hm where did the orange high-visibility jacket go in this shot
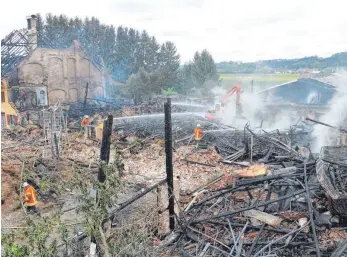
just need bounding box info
[24,185,38,206]
[81,118,89,127]
[194,127,203,140]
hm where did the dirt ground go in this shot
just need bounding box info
[1,128,228,231]
[123,142,230,192]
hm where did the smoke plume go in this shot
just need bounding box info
[211,85,297,131]
[311,70,347,152]
[209,72,347,153]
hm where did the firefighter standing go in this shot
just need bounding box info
[23,182,40,215]
[194,124,203,140]
[194,124,204,149]
[81,115,89,132]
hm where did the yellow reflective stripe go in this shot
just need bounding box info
[30,187,38,203]
[24,187,38,205]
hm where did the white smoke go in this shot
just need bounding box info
[211,86,297,130]
[307,91,318,104]
[311,70,347,152]
[211,87,227,103]
[210,72,347,152]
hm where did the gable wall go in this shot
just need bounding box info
[14,47,105,106]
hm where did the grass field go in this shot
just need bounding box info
[220,73,300,92]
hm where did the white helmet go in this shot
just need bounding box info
[197,124,200,127]
[23,182,29,187]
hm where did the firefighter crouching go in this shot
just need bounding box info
[23,182,40,216]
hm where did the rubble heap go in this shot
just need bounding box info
[114,114,347,256]
[2,104,347,256]
[173,159,345,257]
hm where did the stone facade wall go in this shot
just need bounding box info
[15,45,105,105]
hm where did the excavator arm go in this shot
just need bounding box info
[221,83,241,106]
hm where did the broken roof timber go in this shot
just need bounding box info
[1,29,30,76]
[1,27,104,78]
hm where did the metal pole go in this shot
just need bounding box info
[54,133,59,159]
[50,112,54,156]
[164,98,175,230]
[250,135,253,163]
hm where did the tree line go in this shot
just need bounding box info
[217,52,347,74]
[35,14,220,103]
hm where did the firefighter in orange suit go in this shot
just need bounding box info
[23,182,40,215]
[194,124,203,141]
[81,115,89,132]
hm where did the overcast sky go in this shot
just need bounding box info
[1,0,347,63]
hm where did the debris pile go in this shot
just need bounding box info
[316,146,347,216]
[113,114,347,256]
[167,145,347,257]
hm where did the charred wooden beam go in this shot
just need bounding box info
[330,239,347,257]
[304,163,321,257]
[183,158,217,168]
[190,188,312,224]
[306,117,347,133]
[116,179,166,212]
[235,172,303,187]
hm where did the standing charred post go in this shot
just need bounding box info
[98,114,113,182]
[83,82,89,112]
[164,98,175,230]
[91,114,113,247]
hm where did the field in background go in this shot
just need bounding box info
[220,73,300,92]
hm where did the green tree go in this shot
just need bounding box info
[190,50,220,94]
[142,33,160,72]
[128,28,141,75]
[36,13,45,48]
[158,41,180,90]
[125,68,163,104]
[192,50,219,85]
[69,161,121,257]
[176,62,196,94]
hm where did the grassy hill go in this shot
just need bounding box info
[220,73,300,92]
[217,52,347,74]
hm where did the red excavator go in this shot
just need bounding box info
[205,83,243,121]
